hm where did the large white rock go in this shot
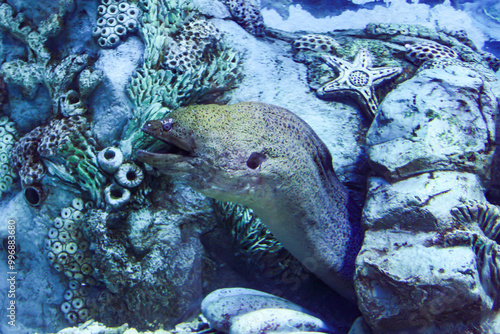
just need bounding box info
[367,64,499,182]
[362,171,486,231]
[355,230,492,333]
[202,290,310,332]
[230,308,332,334]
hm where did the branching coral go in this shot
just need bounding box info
[10,117,106,205]
[0,2,101,116]
[120,0,242,156]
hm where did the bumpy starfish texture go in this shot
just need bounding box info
[316,48,402,118]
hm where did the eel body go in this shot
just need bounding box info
[137,101,363,301]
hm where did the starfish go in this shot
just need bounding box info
[316,48,402,118]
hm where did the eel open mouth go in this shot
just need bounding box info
[136,120,199,174]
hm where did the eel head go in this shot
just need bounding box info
[137,103,275,206]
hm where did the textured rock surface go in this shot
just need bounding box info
[362,172,486,232]
[367,63,498,182]
[91,37,143,147]
[357,53,500,333]
[79,180,217,328]
[356,230,492,333]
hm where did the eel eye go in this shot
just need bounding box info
[246,152,266,169]
[162,118,174,131]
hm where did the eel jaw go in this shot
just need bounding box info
[136,150,201,175]
[137,121,200,175]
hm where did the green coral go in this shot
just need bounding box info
[0,116,18,196]
[216,202,305,280]
[121,0,242,156]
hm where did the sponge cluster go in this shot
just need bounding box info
[405,42,458,65]
[163,19,221,73]
[46,198,97,324]
[292,34,340,54]
[0,117,17,196]
[10,116,88,186]
[92,0,141,48]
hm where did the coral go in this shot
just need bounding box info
[78,69,104,101]
[417,58,498,82]
[23,184,45,206]
[0,2,99,116]
[292,34,340,54]
[78,203,215,327]
[0,117,18,197]
[452,201,500,243]
[46,199,99,324]
[120,0,242,156]
[479,50,500,72]
[216,202,305,281]
[114,162,143,188]
[219,0,265,36]
[404,41,458,65]
[9,126,46,186]
[104,183,131,209]
[92,0,141,49]
[58,90,86,117]
[163,19,221,73]
[316,48,402,118]
[98,147,124,174]
[9,116,106,205]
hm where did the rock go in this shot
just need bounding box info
[362,171,486,231]
[192,0,231,19]
[202,288,311,332]
[367,64,498,183]
[79,181,217,328]
[347,317,372,334]
[91,36,144,148]
[201,287,281,312]
[355,229,492,333]
[230,308,332,334]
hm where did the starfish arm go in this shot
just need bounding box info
[370,66,403,85]
[322,55,355,74]
[353,48,373,69]
[316,77,351,96]
[360,88,380,118]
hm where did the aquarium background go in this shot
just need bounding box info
[0,0,499,333]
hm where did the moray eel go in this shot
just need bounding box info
[137,102,363,301]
